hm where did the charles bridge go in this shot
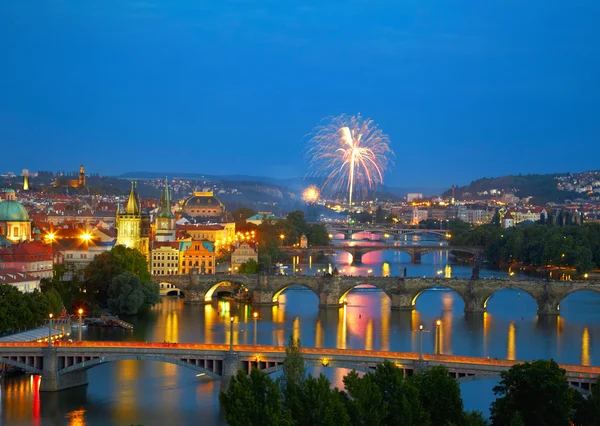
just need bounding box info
[153,273,600,316]
[1,341,598,392]
[280,245,482,264]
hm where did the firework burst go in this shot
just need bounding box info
[305,114,394,206]
[302,185,320,203]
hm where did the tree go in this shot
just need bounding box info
[375,206,386,224]
[219,369,291,426]
[572,379,600,425]
[490,360,573,426]
[232,207,256,222]
[292,374,351,426]
[238,259,260,274]
[45,288,64,316]
[107,272,159,315]
[463,410,490,426]
[344,361,428,426]
[0,284,34,332]
[84,245,151,305]
[308,224,330,246]
[409,365,464,426]
[538,212,546,225]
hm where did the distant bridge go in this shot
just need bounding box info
[280,245,482,264]
[323,224,451,240]
[152,274,600,316]
[1,341,597,393]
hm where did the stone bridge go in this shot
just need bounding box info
[1,342,597,393]
[324,224,450,240]
[153,274,600,316]
[281,245,482,264]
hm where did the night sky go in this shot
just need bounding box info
[1,1,599,188]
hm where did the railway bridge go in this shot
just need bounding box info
[153,274,600,316]
[324,224,450,240]
[280,245,482,264]
[1,341,598,392]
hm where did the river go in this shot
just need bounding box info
[2,236,599,425]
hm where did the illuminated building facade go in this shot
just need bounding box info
[155,179,176,242]
[150,241,180,276]
[179,241,215,274]
[231,241,258,272]
[116,182,149,256]
[53,164,86,188]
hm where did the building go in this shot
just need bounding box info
[231,241,258,272]
[115,182,150,256]
[407,193,423,203]
[0,189,32,243]
[0,241,53,279]
[300,235,308,248]
[246,212,279,226]
[154,179,176,242]
[0,269,40,293]
[502,212,515,228]
[180,241,216,274]
[177,223,235,246]
[181,191,225,218]
[55,238,115,270]
[53,165,86,188]
[150,241,180,277]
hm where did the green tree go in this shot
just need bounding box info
[84,245,151,305]
[0,284,33,332]
[464,410,490,426]
[572,379,600,425]
[45,288,64,316]
[343,361,428,426]
[409,365,464,426]
[107,272,159,315]
[490,360,573,426]
[374,206,386,224]
[293,374,351,426]
[219,369,291,426]
[238,259,260,274]
[307,224,330,246]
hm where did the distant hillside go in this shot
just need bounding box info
[444,171,600,204]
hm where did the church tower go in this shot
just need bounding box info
[116,181,142,250]
[155,178,176,242]
[78,165,86,187]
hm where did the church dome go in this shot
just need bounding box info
[0,199,30,222]
[183,192,224,209]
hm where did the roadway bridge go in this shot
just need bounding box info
[280,245,482,264]
[324,223,450,240]
[1,341,597,392]
[153,274,600,316]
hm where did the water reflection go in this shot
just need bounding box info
[582,327,591,366]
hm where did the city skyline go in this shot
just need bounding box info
[1,1,599,187]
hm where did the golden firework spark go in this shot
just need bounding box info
[306,114,394,206]
[302,186,320,203]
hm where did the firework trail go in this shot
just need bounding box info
[305,114,394,206]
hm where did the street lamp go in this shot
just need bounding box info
[48,313,54,347]
[436,319,442,355]
[253,311,259,345]
[78,308,84,341]
[419,324,424,360]
[229,317,234,351]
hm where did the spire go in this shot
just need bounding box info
[125,181,140,215]
[157,177,175,218]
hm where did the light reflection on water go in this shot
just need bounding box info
[3,249,600,424]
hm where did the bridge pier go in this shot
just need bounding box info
[183,289,206,304]
[390,293,415,311]
[221,351,241,391]
[40,348,88,392]
[319,292,343,308]
[252,290,276,306]
[537,302,560,316]
[410,251,422,264]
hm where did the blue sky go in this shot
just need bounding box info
[1,1,598,188]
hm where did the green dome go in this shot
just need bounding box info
[0,199,30,222]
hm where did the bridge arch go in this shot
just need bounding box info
[0,357,42,375]
[271,283,320,303]
[482,287,539,311]
[58,355,220,379]
[557,288,600,309]
[203,279,249,302]
[410,285,467,309]
[338,283,391,305]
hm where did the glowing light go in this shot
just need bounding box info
[436,319,441,327]
[253,311,259,319]
[78,308,83,315]
[80,233,92,242]
[302,185,320,203]
[306,113,394,206]
[45,232,56,242]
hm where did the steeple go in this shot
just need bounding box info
[125,181,140,215]
[157,178,175,218]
